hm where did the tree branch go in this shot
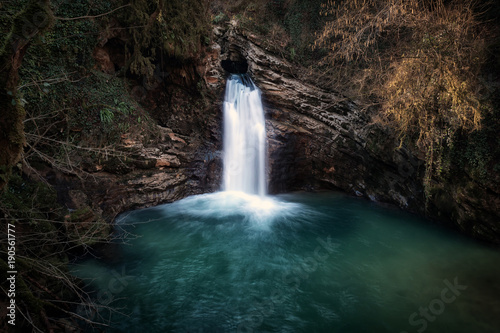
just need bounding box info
[55,4,131,21]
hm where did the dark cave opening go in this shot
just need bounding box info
[221,45,248,73]
[221,59,248,74]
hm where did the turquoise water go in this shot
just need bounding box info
[71,191,500,333]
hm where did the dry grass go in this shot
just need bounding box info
[315,0,494,195]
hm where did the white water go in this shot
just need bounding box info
[223,74,267,196]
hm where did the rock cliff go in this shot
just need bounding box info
[208,21,499,243]
[211,22,425,209]
[49,20,498,244]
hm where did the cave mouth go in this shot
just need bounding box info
[221,45,248,73]
[221,59,248,74]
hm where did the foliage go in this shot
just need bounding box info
[100,107,115,124]
[450,104,500,183]
[213,11,229,24]
[1,172,61,221]
[20,66,151,143]
[13,0,158,178]
[0,172,96,331]
[0,1,25,35]
[315,0,498,198]
[209,0,326,63]
[48,0,108,68]
[118,0,211,78]
[1,1,208,330]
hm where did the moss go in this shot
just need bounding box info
[448,102,500,185]
[120,0,210,77]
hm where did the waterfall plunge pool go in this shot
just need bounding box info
[70,191,500,333]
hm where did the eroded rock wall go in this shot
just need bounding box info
[46,20,498,244]
[209,21,499,244]
[212,22,425,209]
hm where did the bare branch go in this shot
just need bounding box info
[55,4,132,21]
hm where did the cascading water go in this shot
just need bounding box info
[223,74,267,196]
[72,73,500,333]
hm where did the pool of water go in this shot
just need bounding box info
[71,191,500,332]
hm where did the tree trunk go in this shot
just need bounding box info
[0,0,53,190]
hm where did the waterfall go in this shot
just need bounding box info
[223,74,267,196]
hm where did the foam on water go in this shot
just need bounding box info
[155,191,307,231]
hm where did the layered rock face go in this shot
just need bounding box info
[52,21,498,244]
[36,124,221,221]
[44,52,224,219]
[211,22,425,210]
[208,21,499,244]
